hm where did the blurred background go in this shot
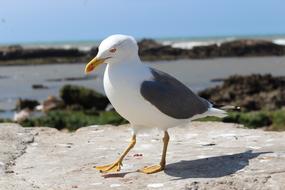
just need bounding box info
[1,0,285,131]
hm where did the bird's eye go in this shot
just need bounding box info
[109,48,117,53]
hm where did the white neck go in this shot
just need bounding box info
[105,54,150,83]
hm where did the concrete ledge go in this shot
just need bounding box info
[0,122,285,190]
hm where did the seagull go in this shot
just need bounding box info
[85,34,226,174]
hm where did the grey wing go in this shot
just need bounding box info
[140,68,210,119]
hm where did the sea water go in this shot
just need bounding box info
[1,56,285,119]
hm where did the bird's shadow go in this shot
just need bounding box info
[164,150,271,179]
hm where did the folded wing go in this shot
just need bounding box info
[140,68,210,119]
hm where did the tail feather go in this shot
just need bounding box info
[210,102,241,111]
[206,108,228,118]
[217,105,241,111]
[197,99,240,119]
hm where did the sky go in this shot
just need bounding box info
[0,0,285,44]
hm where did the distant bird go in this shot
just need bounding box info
[85,34,226,174]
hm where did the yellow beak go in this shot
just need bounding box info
[84,57,106,74]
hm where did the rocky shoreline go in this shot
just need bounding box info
[1,39,285,65]
[199,74,285,111]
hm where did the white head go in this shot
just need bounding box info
[85,34,139,73]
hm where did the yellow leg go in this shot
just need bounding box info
[95,135,136,173]
[139,131,170,174]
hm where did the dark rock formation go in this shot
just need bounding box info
[137,39,285,61]
[219,40,285,57]
[1,39,285,64]
[138,39,190,60]
[32,84,48,89]
[199,74,285,111]
[15,99,40,111]
[46,76,94,82]
[138,39,162,50]
[191,44,219,58]
[0,75,8,79]
[89,46,98,57]
[0,45,86,61]
[60,85,109,110]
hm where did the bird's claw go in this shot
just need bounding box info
[95,161,122,173]
[138,164,164,174]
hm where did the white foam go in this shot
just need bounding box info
[273,39,285,45]
[162,41,216,49]
[162,37,236,50]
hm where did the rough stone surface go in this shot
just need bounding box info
[0,123,35,189]
[1,122,285,190]
[199,74,285,111]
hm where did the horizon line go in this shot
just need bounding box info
[1,33,285,46]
